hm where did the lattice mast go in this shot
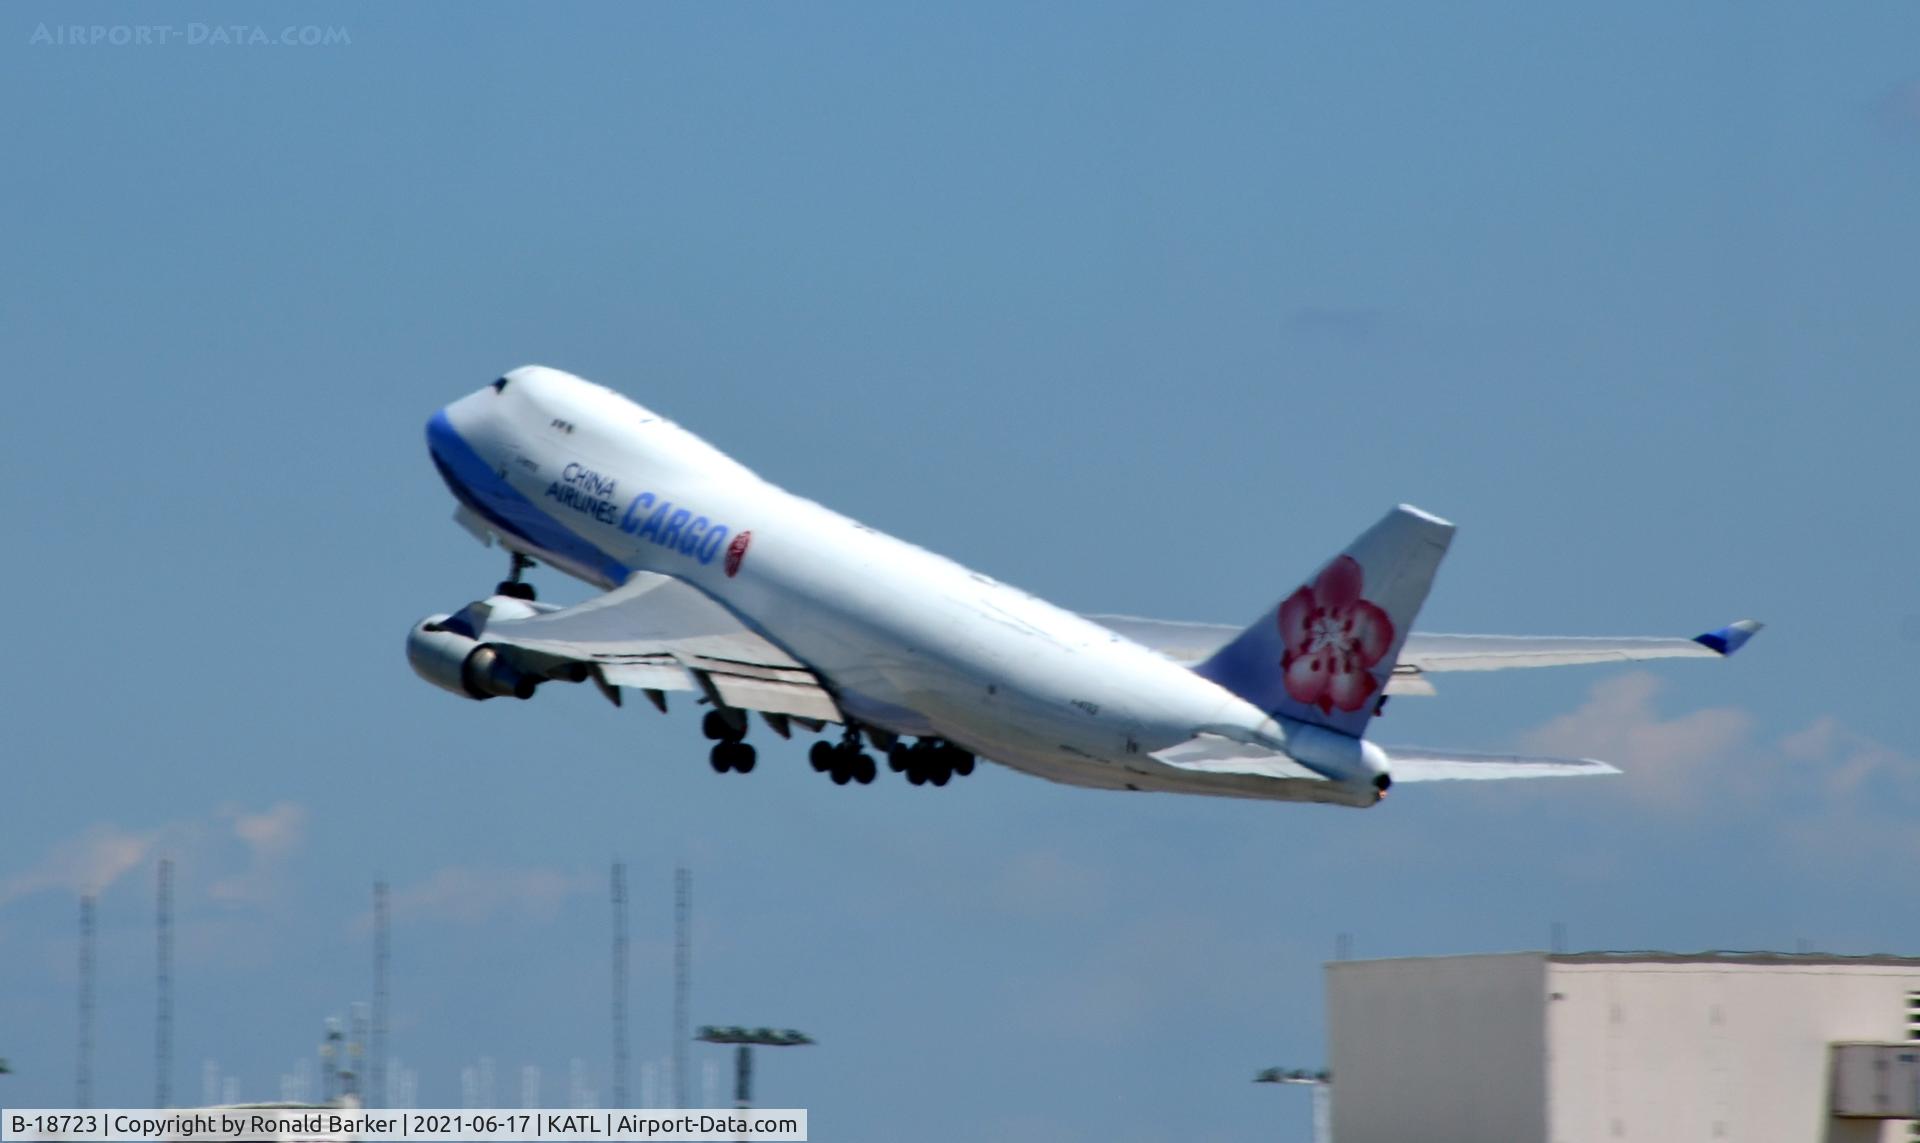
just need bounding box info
[373,881,390,1109]
[155,858,173,1108]
[611,862,629,1108]
[77,895,96,1108]
[673,866,691,1109]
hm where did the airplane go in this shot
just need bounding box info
[407,366,1762,808]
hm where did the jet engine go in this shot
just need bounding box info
[406,615,539,700]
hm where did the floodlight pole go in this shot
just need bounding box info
[695,1027,813,1110]
[1254,1067,1331,1143]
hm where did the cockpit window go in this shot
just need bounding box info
[491,376,510,392]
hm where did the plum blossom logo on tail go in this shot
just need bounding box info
[724,531,752,578]
[1278,555,1394,714]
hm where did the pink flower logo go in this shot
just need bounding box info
[1278,555,1394,714]
[724,531,752,578]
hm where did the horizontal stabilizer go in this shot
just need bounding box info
[1385,746,1621,782]
[1151,734,1327,781]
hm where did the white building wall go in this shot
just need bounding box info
[1327,953,1548,1143]
[1544,958,1920,1143]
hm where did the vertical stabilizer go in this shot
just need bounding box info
[1195,505,1454,738]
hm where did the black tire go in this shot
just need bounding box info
[734,743,757,773]
[887,744,910,773]
[929,765,951,787]
[855,753,877,784]
[701,710,731,740]
[708,744,731,773]
[907,768,927,786]
[952,751,975,777]
[810,741,834,772]
[830,763,852,786]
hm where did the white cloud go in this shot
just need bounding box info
[1516,673,1920,860]
[0,801,310,910]
[382,865,589,926]
[1518,673,1753,808]
[231,802,306,859]
[207,801,308,904]
[0,823,158,905]
[1778,717,1911,800]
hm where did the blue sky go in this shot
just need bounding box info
[3,3,1917,1140]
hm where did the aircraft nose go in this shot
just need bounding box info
[429,386,497,449]
[425,404,465,461]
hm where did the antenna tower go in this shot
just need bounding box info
[373,881,390,1109]
[611,862,629,1108]
[673,866,690,1109]
[77,895,96,1108]
[156,857,173,1108]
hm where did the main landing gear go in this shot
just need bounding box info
[703,714,974,788]
[888,738,975,786]
[703,708,757,773]
[810,729,877,786]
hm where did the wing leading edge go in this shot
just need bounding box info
[1087,613,1762,692]
[461,573,841,722]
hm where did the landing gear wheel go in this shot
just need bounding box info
[499,552,538,599]
[810,741,835,772]
[952,750,975,777]
[929,763,951,787]
[830,761,853,786]
[710,741,754,773]
[702,710,738,741]
[887,744,910,773]
[854,752,877,785]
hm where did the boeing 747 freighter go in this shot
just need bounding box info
[408,366,1760,807]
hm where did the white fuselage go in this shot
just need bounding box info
[430,367,1370,804]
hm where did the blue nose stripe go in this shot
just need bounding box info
[425,409,631,586]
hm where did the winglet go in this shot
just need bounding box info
[1692,619,1763,656]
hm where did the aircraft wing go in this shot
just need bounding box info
[1395,621,1763,672]
[1382,746,1621,781]
[1086,613,1761,694]
[468,573,841,722]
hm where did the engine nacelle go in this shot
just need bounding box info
[406,615,539,701]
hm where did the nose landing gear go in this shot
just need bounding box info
[496,552,538,601]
